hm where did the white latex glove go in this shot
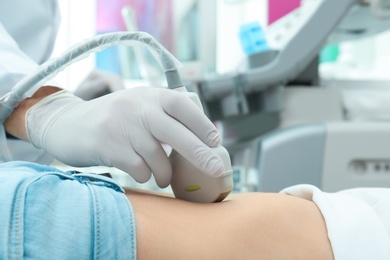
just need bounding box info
[26,87,224,188]
[73,69,125,100]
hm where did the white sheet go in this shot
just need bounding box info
[281,184,390,259]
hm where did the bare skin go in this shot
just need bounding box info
[126,189,334,260]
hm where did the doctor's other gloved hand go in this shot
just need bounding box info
[26,87,224,188]
[73,69,125,100]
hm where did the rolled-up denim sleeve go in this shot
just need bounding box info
[0,161,137,259]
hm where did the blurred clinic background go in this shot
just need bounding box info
[54,0,390,88]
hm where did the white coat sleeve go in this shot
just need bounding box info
[0,22,40,98]
[0,22,53,164]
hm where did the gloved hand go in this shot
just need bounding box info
[73,69,125,100]
[26,87,224,188]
